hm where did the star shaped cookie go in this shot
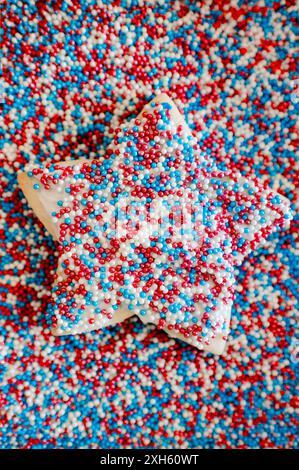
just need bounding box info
[18,94,292,354]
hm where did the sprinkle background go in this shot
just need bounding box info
[1,0,298,449]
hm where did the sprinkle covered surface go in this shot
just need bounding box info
[1,0,299,449]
